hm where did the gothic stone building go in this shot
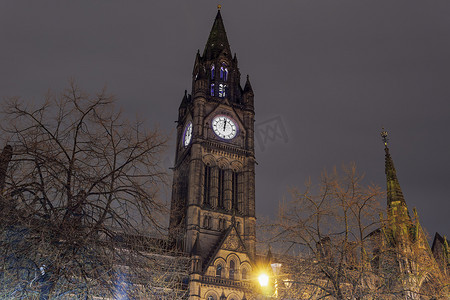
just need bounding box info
[366,135,450,299]
[167,9,449,300]
[168,9,256,300]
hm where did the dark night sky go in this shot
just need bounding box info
[1,1,449,239]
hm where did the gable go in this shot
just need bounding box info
[202,223,253,274]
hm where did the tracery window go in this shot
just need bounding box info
[211,64,215,79]
[210,83,215,96]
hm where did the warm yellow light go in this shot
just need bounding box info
[258,273,269,287]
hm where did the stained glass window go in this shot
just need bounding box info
[220,65,228,81]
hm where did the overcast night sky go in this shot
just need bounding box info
[1,1,449,240]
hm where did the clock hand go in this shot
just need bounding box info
[223,120,226,131]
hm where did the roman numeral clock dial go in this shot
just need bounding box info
[212,115,238,140]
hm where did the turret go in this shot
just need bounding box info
[242,75,254,110]
[193,62,208,99]
[178,90,189,120]
[190,233,202,274]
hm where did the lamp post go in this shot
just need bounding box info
[270,263,282,298]
[257,264,294,299]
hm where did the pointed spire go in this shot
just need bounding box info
[381,129,407,210]
[220,290,227,300]
[443,235,449,259]
[180,90,188,108]
[243,75,253,94]
[266,245,273,264]
[203,9,232,60]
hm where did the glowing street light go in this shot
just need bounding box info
[258,273,269,287]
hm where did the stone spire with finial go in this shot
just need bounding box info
[203,5,231,61]
[381,129,410,225]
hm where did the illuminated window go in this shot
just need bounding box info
[216,264,222,277]
[220,65,228,81]
[218,84,226,98]
[210,84,215,96]
[211,65,215,79]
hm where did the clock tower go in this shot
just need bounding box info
[169,8,256,300]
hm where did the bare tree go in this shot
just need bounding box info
[0,82,188,299]
[266,163,388,299]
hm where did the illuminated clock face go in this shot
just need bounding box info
[212,115,237,140]
[183,122,192,147]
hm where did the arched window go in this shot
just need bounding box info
[216,264,222,277]
[242,268,247,280]
[207,296,215,300]
[204,165,211,206]
[218,84,226,98]
[218,168,225,208]
[211,65,215,79]
[232,172,239,210]
[220,65,228,81]
[229,260,235,280]
[210,83,215,96]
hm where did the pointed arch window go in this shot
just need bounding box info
[229,260,235,280]
[232,171,239,210]
[220,65,228,81]
[218,84,226,98]
[204,165,211,206]
[210,83,215,96]
[218,168,225,208]
[216,264,222,277]
[242,268,247,280]
[211,64,215,79]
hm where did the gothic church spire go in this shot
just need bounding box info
[203,9,232,60]
[381,129,409,222]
